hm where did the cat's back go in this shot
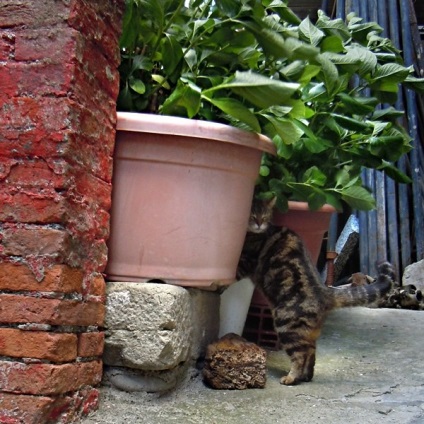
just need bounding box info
[258,226,312,270]
[253,226,327,306]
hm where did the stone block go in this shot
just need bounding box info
[104,282,192,371]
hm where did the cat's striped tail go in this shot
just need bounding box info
[331,262,396,308]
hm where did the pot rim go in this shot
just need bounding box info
[116,111,276,155]
[285,201,337,213]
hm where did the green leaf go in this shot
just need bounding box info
[203,97,261,132]
[270,135,293,159]
[302,82,327,102]
[371,107,404,121]
[287,182,327,210]
[161,80,201,118]
[316,11,351,41]
[349,21,383,43]
[161,34,183,76]
[306,192,328,210]
[378,161,412,183]
[129,77,146,94]
[369,135,407,159]
[299,17,325,46]
[267,0,301,25]
[333,114,372,132]
[131,55,153,72]
[341,186,376,210]
[215,0,240,16]
[302,166,327,186]
[404,75,424,93]
[151,74,171,89]
[117,84,133,110]
[345,46,377,76]
[242,21,319,61]
[303,137,332,153]
[206,71,300,109]
[337,93,377,114]
[320,35,344,53]
[263,115,304,146]
[323,192,344,212]
[372,63,411,83]
[316,54,339,97]
[298,65,321,85]
[335,168,351,188]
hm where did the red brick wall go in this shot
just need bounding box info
[0,0,124,422]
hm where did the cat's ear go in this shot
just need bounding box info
[266,197,277,209]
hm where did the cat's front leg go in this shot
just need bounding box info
[280,343,316,385]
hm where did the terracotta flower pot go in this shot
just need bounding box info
[105,112,275,290]
[272,201,336,264]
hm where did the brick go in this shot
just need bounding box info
[84,239,109,277]
[68,0,124,66]
[3,159,67,190]
[0,294,105,326]
[1,225,71,258]
[0,62,74,99]
[0,191,67,223]
[77,332,104,357]
[0,263,83,292]
[0,158,16,179]
[70,101,115,142]
[0,1,68,29]
[66,132,115,184]
[66,201,109,240]
[83,273,106,298]
[0,388,100,424]
[72,59,118,127]
[14,26,76,62]
[0,360,102,395]
[0,96,73,140]
[76,36,120,99]
[0,98,72,153]
[0,393,56,424]
[0,31,14,61]
[0,132,68,161]
[0,328,77,362]
[68,169,111,211]
[0,97,113,159]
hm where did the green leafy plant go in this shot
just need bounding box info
[118,0,424,211]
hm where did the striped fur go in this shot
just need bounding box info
[237,201,395,385]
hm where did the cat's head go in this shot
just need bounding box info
[247,197,276,233]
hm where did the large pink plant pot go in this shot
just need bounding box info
[105,112,275,290]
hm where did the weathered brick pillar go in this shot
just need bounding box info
[0,1,124,422]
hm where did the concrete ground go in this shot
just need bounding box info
[83,307,424,424]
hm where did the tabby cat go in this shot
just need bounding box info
[237,197,395,385]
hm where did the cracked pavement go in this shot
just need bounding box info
[84,308,424,424]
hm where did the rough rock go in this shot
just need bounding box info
[104,282,192,371]
[203,333,267,390]
[103,365,188,393]
[402,259,424,292]
[103,282,220,392]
